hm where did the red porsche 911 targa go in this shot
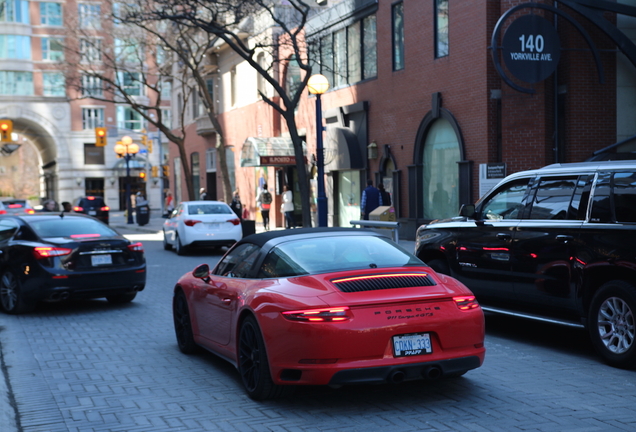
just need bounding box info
[172,228,485,400]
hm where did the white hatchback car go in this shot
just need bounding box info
[163,201,243,255]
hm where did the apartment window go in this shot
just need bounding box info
[333,29,347,87]
[0,35,31,59]
[435,0,449,58]
[40,2,62,26]
[191,152,200,198]
[43,72,65,96]
[230,67,237,107]
[84,144,105,165]
[0,71,33,95]
[78,3,101,29]
[0,0,29,23]
[206,148,216,172]
[41,37,64,61]
[161,108,171,129]
[392,2,404,71]
[347,23,361,84]
[319,35,334,87]
[192,91,200,118]
[285,56,302,95]
[160,80,171,100]
[81,74,102,97]
[362,15,377,79]
[80,38,102,62]
[117,72,142,96]
[256,52,266,97]
[117,106,143,131]
[82,107,104,129]
[115,38,143,63]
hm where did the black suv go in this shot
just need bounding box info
[73,196,109,224]
[415,161,636,368]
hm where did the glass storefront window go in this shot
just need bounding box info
[423,118,460,220]
[338,170,361,227]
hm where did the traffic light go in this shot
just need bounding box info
[162,164,170,177]
[95,127,107,147]
[151,166,159,177]
[0,119,13,142]
[139,171,147,181]
[140,134,148,146]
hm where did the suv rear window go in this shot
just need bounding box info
[78,197,106,207]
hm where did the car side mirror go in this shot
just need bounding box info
[459,204,475,218]
[193,264,210,281]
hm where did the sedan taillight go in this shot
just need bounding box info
[228,218,241,226]
[127,242,144,252]
[184,219,201,227]
[33,247,72,259]
[0,210,6,215]
[453,296,480,311]
[282,307,352,322]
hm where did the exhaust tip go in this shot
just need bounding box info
[423,366,442,380]
[389,370,406,383]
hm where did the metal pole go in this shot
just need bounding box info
[316,94,327,227]
[126,154,134,224]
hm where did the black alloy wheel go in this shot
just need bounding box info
[238,316,288,400]
[0,271,35,314]
[589,280,636,368]
[173,290,199,354]
[106,292,137,304]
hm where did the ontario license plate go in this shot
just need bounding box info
[206,223,220,229]
[88,210,96,215]
[91,254,112,266]
[392,333,432,357]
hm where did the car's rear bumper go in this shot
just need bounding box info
[21,266,146,301]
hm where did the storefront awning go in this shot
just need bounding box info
[240,137,306,167]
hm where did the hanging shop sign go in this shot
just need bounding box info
[502,14,561,84]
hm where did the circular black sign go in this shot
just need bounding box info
[502,14,561,84]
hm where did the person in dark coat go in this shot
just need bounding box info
[230,189,243,219]
[378,183,391,207]
[360,179,383,220]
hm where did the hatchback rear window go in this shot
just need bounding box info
[187,204,233,215]
[79,197,106,207]
[28,218,117,238]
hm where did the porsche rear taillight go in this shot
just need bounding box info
[184,219,201,227]
[33,247,72,259]
[127,242,144,252]
[282,307,352,322]
[453,296,480,311]
[228,218,240,226]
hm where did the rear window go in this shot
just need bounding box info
[258,235,423,278]
[79,197,106,207]
[187,204,232,215]
[28,217,117,238]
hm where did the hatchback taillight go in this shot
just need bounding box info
[184,219,201,227]
[101,206,110,211]
[33,247,72,259]
[127,242,144,252]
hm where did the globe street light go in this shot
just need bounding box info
[114,136,139,224]
[307,74,330,227]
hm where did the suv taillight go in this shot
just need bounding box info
[101,206,110,211]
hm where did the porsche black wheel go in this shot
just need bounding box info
[173,290,199,354]
[163,231,172,250]
[106,292,137,304]
[0,271,35,314]
[589,280,636,369]
[239,316,289,400]
[175,235,187,256]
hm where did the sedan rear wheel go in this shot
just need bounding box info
[173,290,199,354]
[175,235,186,256]
[239,316,290,400]
[0,271,35,314]
[589,280,636,368]
[163,230,172,250]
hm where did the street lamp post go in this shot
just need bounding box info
[114,136,139,224]
[307,74,330,227]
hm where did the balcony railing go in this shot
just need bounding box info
[196,116,215,136]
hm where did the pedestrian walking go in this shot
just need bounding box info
[41,199,57,212]
[230,189,243,219]
[360,179,383,220]
[256,183,273,230]
[378,183,391,207]
[281,185,295,229]
[164,190,174,217]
